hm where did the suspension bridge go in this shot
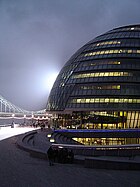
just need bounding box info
[0,94,48,120]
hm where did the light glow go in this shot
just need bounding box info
[50,138,55,142]
[45,72,58,91]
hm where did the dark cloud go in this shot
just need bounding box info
[0,0,140,110]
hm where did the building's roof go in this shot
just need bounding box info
[47,25,140,112]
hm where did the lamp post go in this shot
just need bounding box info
[24,114,26,126]
[31,113,34,126]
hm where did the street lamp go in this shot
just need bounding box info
[11,113,15,128]
[24,114,26,125]
[31,113,34,126]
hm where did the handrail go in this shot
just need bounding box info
[52,143,140,150]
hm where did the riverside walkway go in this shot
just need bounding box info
[0,129,140,187]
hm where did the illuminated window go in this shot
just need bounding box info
[119,50,122,53]
[127,50,132,53]
[104,50,108,54]
[85,99,90,103]
[72,72,131,79]
[100,51,105,54]
[128,99,133,103]
[105,98,109,102]
[95,98,100,103]
[110,98,114,102]
[84,49,140,57]
[102,72,106,77]
[100,98,104,102]
[96,51,100,55]
[90,98,95,102]
[113,50,118,53]
[84,61,121,66]
[109,50,114,54]
[95,40,121,46]
[80,85,121,90]
[72,98,140,104]
[77,99,81,103]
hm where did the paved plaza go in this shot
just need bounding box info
[0,132,140,187]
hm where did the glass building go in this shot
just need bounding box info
[46,25,140,145]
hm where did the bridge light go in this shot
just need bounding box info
[12,113,15,125]
[24,114,26,125]
[12,114,15,118]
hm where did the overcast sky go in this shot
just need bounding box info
[0,0,140,111]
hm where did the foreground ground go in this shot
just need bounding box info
[0,133,140,187]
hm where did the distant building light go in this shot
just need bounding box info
[131,27,135,30]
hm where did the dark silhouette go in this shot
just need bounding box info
[53,148,59,163]
[47,147,54,166]
[68,150,74,163]
[56,148,74,164]
[62,148,68,163]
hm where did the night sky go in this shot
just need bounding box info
[0,0,140,111]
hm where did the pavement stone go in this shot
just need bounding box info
[0,132,140,187]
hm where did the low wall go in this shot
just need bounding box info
[17,130,140,170]
[85,157,140,170]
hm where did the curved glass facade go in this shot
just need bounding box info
[46,25,140,141]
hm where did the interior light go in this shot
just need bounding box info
[58,146,63,149]
[50,139,55,143]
